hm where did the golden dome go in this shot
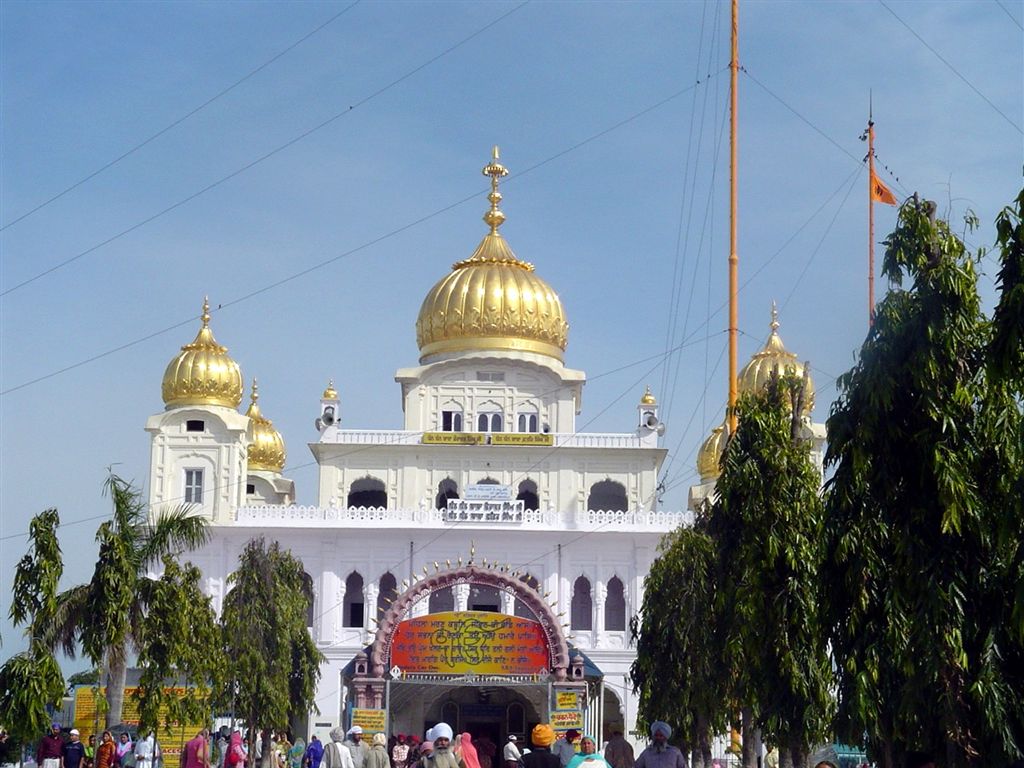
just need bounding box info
[415,147,569,362]
[323,379,338,400]
[162,298,243,409]
[738,303,815,416]
[640,386,657,405]
[696,423,727,482]
[245,379,286,472]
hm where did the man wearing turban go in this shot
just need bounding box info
[633,724,684,768]
[421,724,462,768]
[522,726,559,768]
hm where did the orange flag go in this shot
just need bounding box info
[871,171,898,205]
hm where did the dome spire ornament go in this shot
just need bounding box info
[162,295,243,409]
[482,145,509,234]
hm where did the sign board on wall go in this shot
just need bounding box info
[390,611,550,675]
[555,691,579,710]
[421,433,554,447]
[464,484,514,501]
[351,709,387,732]
[551,710,584,731]
[73,686,205,756]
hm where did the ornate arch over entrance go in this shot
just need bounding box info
[371,565,570,680]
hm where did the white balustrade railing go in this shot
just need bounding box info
[317,430,651,449]
[234,505,689,531]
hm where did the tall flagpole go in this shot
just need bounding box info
[867,101,875,328]
[728,0,739,432]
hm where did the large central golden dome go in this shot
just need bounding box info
[162,297,243,409]
[416,148,568,362]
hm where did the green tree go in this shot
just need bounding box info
[631,525,725,768]
[133,555,221,737]
[823,196,1024,766]
[706,375,833,768]
[0,509,67,743]
[220,538,322,757]
[45,474,210,727]
[66,669,100,695]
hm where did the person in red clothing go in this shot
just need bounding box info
[183,729,210,768]
[37,723,65,768]
[96,732,117,768]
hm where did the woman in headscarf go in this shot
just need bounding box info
[456,736,480,768]
[96,733,116,768]
[115,734,133,767]
[364,734,390,768]
[566,738,607,768]
[226,732,246,768]
[290,740,307,768]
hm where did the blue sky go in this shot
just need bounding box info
[1,0,1021,662]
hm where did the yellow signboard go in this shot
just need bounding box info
[351,709,386,732]
[73,686,206,755]
[421,432,554,446]
[555,691,579,710]
[551,710,584,731]
[422,432,483,444]
[491,433,554,446]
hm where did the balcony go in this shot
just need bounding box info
[232,505,692,532]
[315,430,657,450]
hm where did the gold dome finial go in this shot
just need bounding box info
[482,145,509,234]
[737,303,815,415]
[162,296,243,409]
[640,386,657,405]
[323,379,338,400]
[246,378,286,472]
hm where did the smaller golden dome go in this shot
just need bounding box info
[162,297,243,409]
[323,379,338,400]
[245,379,286,473]
[697,423,728,482]
[640,386,657,405]
[738,302,815,416]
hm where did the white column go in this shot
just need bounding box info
[594,580,607,646]
[364,582,379,631]
[454,582,470,612]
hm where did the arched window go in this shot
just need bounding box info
[428,586,454,613]
[347,476,387,509]
[302,571,315,628]
[586,479,628,512]
[436,478,459,510]
[441,406,463,432]
[571,576,593,630]
[343,571,364,628]
[517,479,539,512]
[377,572,398,621]
[605,576,626,631]
[468,584,501,613]
[517,413,538,433]
[477,413,503,433]
[514,572,540,620]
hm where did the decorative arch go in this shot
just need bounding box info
[348,476,387,508]
[571,575,593,630]
[587,479,627,512]
[371,565,570,679]
[605,575,626,631]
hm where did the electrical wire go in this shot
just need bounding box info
[994,0,1024,30]
[879,0,1022,134]
[0,68,726,398]
[0,1,531,298]
[0,1,362,232]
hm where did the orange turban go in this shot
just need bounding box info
[531,724,556,748]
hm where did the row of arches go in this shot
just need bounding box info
[343,478,630,513]
[334,570,627,632]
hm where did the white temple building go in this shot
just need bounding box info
[143,148,823,746]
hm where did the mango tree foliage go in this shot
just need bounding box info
[133,555,221,736]
[823,197,1024,766]
[0,509,67,742]
[43,474,211,727]
[220,538,323,754]
[707,376,833,768]
[630,525,725,768]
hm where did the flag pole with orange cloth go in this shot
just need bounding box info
[866,110,897,328]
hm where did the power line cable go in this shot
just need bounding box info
[0,1,362,232]
[0,68,726,398]
[0,1,531,298]
[994,0,1024,30]
[878,0,1022,134]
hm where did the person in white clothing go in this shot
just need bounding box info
[323,729,354,768]
[135,733,157,768]
[502,737,521,768]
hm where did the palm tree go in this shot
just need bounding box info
[45,474,209,727]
